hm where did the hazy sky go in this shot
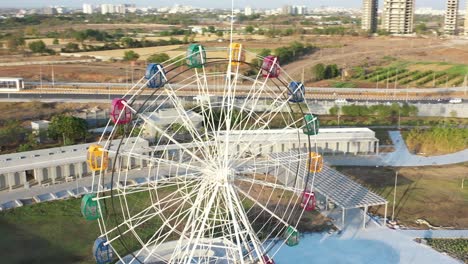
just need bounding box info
[1,0,467,10]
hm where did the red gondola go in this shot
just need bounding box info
[261,55,280,78]
[300,191,316,211]
[262,254,275,264]
[111,98,132,125]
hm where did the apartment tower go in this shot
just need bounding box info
[465,1,468,35]
[444,0,459,35]
[382,0,415,34]
[362,0,378,33]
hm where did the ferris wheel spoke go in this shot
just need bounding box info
[162,84,215,163]
[138,113,209,167]
[104,185,198,247]
[235,175,303,194]
[234,186,290,227]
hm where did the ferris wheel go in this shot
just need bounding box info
[80,41,323,264]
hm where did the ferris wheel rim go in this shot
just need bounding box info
[87,43,321,264]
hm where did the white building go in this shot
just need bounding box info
[465,2,468,36]
[115,4,126,14]
[244,6,253,16]
[220,128,379,157]
[83,3,93,14]
[382,0,416,34]
[101,4,115,14]
[444,0,460,35]
[295,5,308,15]
[362,0,378,33]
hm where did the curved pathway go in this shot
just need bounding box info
[325,131,468,167]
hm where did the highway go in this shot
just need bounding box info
[0,90,465,104]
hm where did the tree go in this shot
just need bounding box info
[245,25,255,34]
[28,40,47,53]
[207,25,216,33]
[215,30,224,37]
[6,34,25,51]
[52,38,59,45]
[0,120,25,146]
[47,115,88,145]
[147,53,170,64]
[312,63,326,81]
[63,42,80,52]
[324,64,340,79]
[123,50,140,61]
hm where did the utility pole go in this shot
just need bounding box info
[392,170,398,222]
[39,65,43,89]
[464,74,467,96]
[51,64,55,89]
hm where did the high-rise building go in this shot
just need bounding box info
[244,6,253,16]
[362,0,378,33]
[465,1,468,36]
[115,4,126,14]
[101,4,115,15]
[83,3,93,14]
[382,0,415,34]
[444,0,459,35]
[295,6,308,15]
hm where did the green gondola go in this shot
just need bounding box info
[81,194,101,221]
[187,44,206,68]
[284,226,299,246]
[303,114,320,135]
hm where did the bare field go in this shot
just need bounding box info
[1,35,467,86]
[0,101,108,125]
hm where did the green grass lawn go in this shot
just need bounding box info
[426,238,468,263]
[335,164,468,229]
[0,198,99,264]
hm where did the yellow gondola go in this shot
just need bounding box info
[228,43,245,66]
[307,152,323,173]
[87,144,109,172]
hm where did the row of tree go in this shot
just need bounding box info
[311,63,340,81]
[329,103,418,118]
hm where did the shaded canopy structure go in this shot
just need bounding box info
[268,151,388,229]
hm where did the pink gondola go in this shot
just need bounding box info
[111,98,132,125]
[262,255,275,264]
[300,191,316,211]
[261,55,280,78]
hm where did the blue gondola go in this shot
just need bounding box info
[288,82,305,103]
[93,237,113,264]
[145,63,166,89]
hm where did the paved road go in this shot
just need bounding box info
[26,81,468,94]
[397,229,468,239]
[325,131,468,167]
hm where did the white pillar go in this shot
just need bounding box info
[342,208,346,230]
[363,206,368,229]
[7,172,14,190]
[383,203,388,226]
[49,167,57,183]
[63,165,70,178]
[76,163,83,178]
[34,168,43,184]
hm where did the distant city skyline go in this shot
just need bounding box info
[1,0,467,10]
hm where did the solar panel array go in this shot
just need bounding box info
[269,151,387,209]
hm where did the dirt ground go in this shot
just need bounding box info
[335,164,468,229]
[2,35,466,86]
[0,101,108,126]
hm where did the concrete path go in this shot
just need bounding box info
[273,207,461,264]
[325,131,468,167]
[397,229,468,239]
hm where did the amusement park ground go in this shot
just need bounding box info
[0,132,466,263]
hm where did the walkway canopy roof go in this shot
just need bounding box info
[269,151,387,209]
